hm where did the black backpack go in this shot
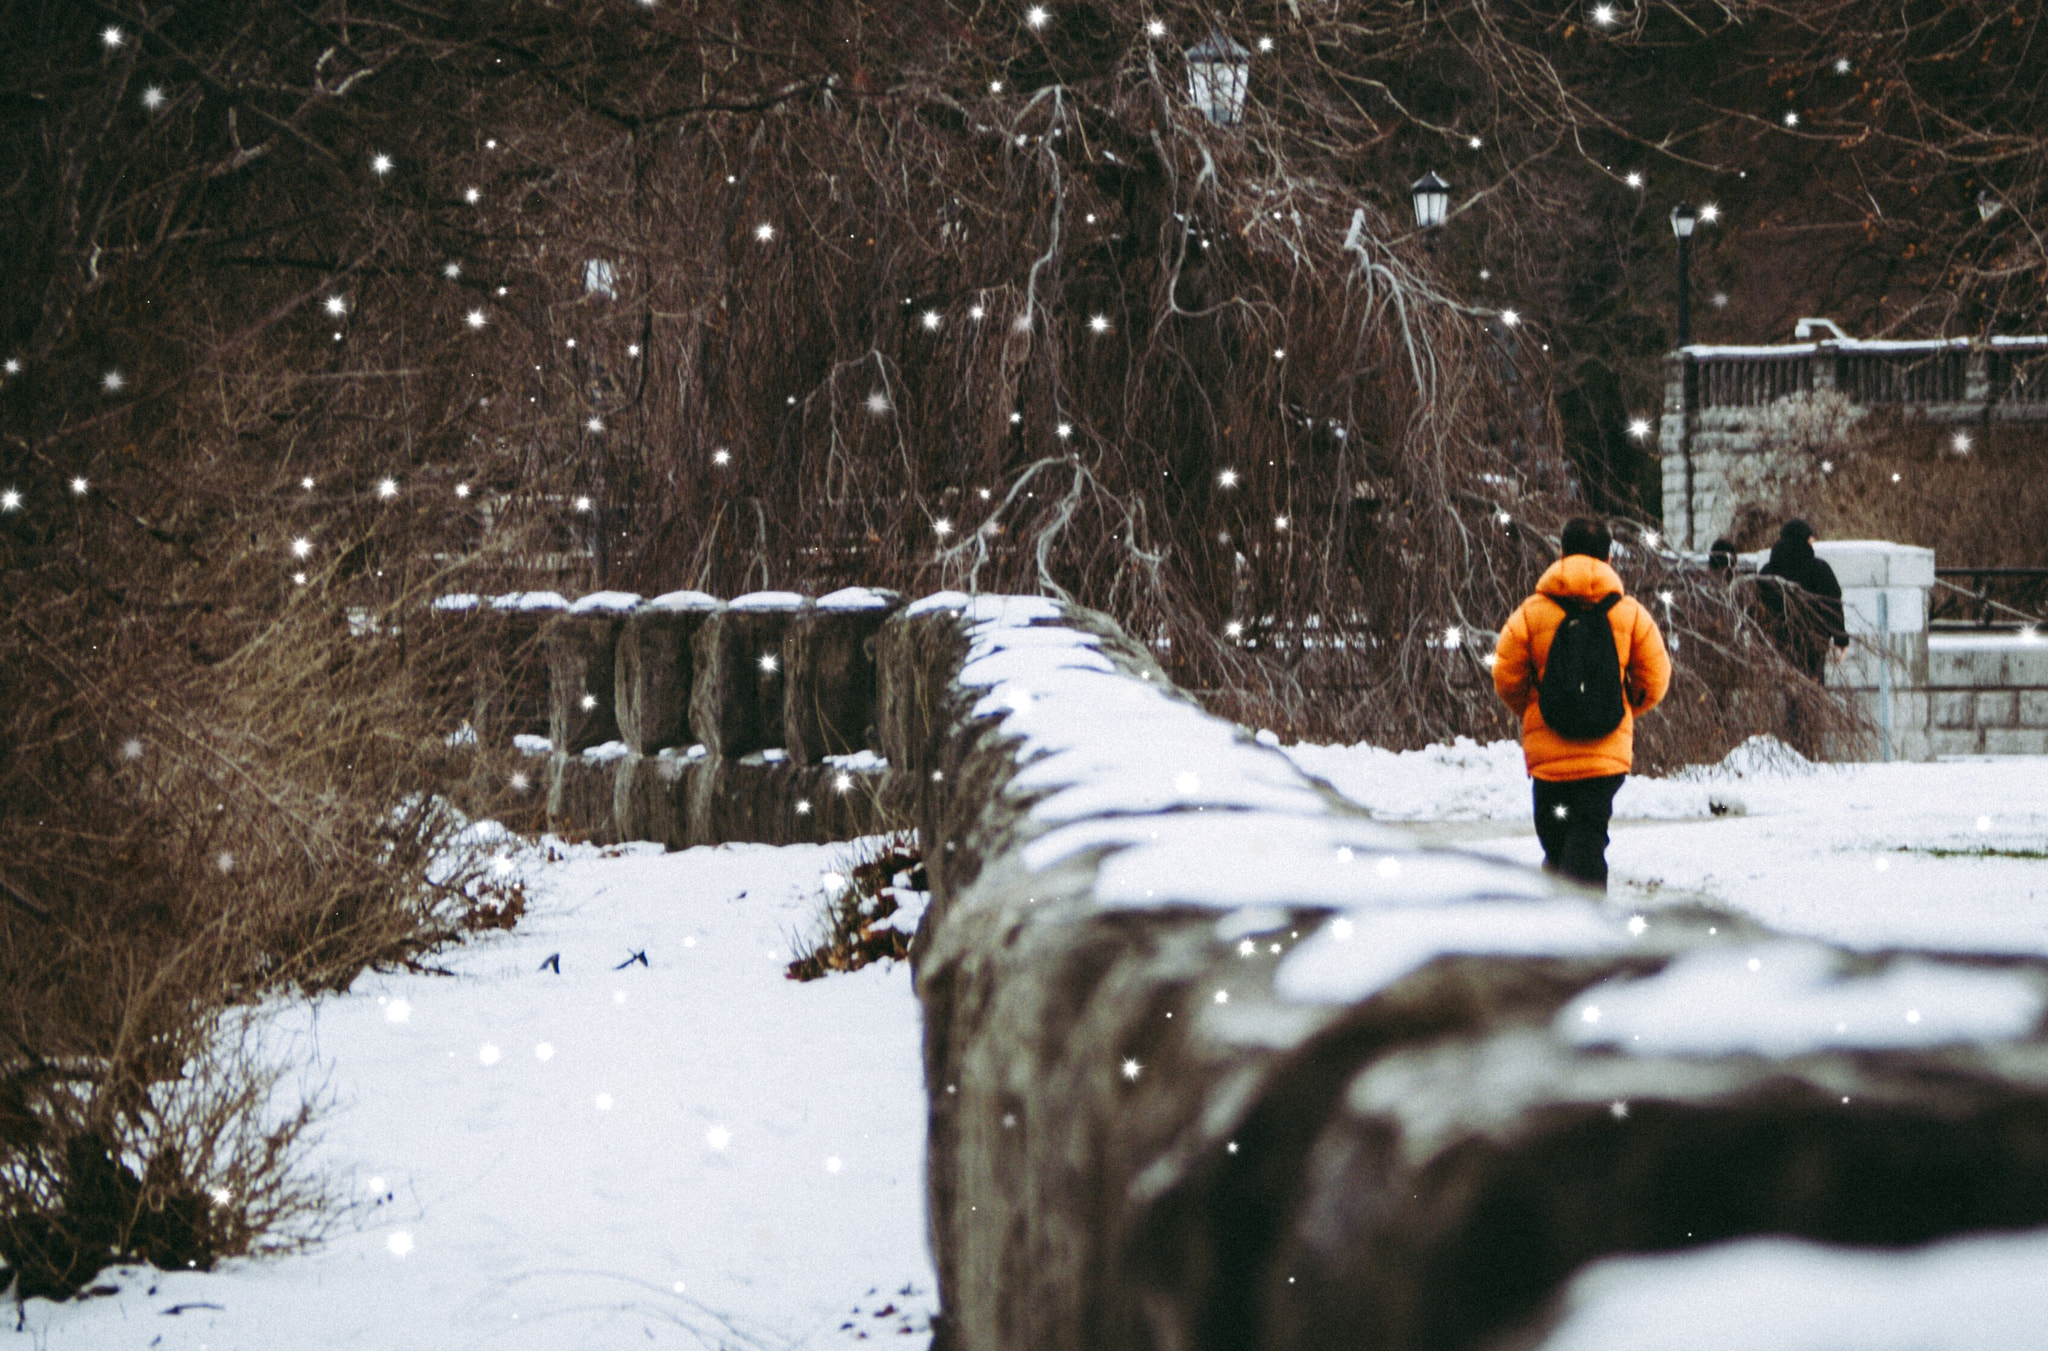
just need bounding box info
[1537,593,1626,740]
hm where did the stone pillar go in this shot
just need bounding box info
[1816,540,1933,761]
[481,592,568,740]
[546,593,640,752]
[1657,352,1693,548]
[614,591,720,754]
[784,587,904,763]
[689,591,811,758]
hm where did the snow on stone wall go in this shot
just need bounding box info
[893,593,2048,1351]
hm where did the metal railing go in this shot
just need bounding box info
[1931,569,2048,630]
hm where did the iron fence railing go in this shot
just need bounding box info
[1930,569,2048,630]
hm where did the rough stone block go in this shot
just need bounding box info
[466,593,565,739]
[615,595,718,753]
[784,588,903,763]
[1984,727,2048,755]
[1933,691,1978,729]
[547,603,634,752]
[2021,690,2048,728]
[689,593,809,758]
[545,748,623,843]
[874,595,974,771]
[614,751,693,848]
[1929,727,1987,758]
[1977,690,2019,727]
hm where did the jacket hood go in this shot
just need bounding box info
[1536,554,1626,602]
[1767,532,1816,572]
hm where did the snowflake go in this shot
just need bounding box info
[920,310,942,332]
[1610,1100,1629,1119]
[586,417,604,433]
[455,483,471,498]
[754,222,775,242]
[835,773,853,793]
[1213,989,1229,1004]
[1627,417,1651,439]
[1224,620,1244,638]
[1217,468,1239,487]
[1591,5,1616,26]
[534,1041,555,1061]
[1274,515,1289,530]
[442,261,461,279]
[1121,1058,1142,1081]
[102,370,125,392]
[1145,19,1166,38]
[293,572,307,585]
[324,296,347,317]
[825,1156,842,1172]
[386,1231,414,1257]
[1055,422,1073,439]
[1834,57,1851,75]
[1238,939,1256,957]
[1951,431,1972,453]
[1468,136,1482,149]
[1699,202,1721,223]
[465,309,487,329]
[509,771,531,792]
[967,304,986,321]
[933,518,953,537]
[300,476,315,490]
[1087,314,1111,334]
[464,187,481,204]
[141,85,167,111]
[1624,171,1643,189]
[121,738,144,760]
[2,359,17,374]
[1581,1004,1602,1024]
[291,537,313,558]
[102,25,123,47]
[1499,309,1521,327]
[706,1125,732,1150]
[216,851,235,873]
[1274,348,1285,360]
[377,477,398,498]
[371,153,393,175]
[865,391,891,415]
[580,693,597,710]
[70,477,88,495]
[1628,914,1648,936]
[1025,6,1050,29]
[1256,36,1274,52]
[1783,111,1800,127]
[478,1043,501,1065]
[711,449,731,465]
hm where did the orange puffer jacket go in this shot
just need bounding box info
[1493,555,1672,781]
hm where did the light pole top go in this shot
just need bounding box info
[1670,202,1698,239]
[1410,170,1451,230]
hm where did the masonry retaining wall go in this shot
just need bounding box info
[888,592,2048,1351]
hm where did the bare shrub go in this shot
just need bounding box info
[0,1013,331,1300]
[786,834,926,981]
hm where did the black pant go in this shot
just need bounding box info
[1532,774,1625,891]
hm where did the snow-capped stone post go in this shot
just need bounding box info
[614,749,698,849]
[480,591,567,739]
[614,591,720,754]
[783,587,903,763]
[689,591,810,759]
[1817,539,1934,761]
[546,591,640,752]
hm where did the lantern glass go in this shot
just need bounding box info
[1185,33,1252,125]
[1669,203,1697,238]
[1410,171,1451,230]
[1978,189,2004,223]
[584,259,618,299]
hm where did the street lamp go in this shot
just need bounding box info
[1185,33,1252,126]
[1669,201,1697,348]
[1410,171,1452,231]
[584,259,617,300]
[1978,189,2005,223]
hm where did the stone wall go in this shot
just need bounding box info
[440,587,900,848]
[888,593,2048,1351]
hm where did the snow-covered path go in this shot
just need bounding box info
[12,840,937,1351]
[1286,739,2048,955]
[12,742,2048,1349]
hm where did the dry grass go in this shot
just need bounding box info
[786,835,927,982]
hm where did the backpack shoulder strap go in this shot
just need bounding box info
[1594,593,1622,615]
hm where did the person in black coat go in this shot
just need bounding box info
[1757,519,1849,679]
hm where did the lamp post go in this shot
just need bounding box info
[1410,170,1451,231]
[1185,33,1253,125]
[1669,201,1697,348]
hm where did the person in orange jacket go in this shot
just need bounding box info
[1492,517,1672,891]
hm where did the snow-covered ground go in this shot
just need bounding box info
[12,741,2048,1348]
[11,840,936,1350]
[1285,737,2048,956]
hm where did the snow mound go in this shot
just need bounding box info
[729,590,808,611]
[817,586,900,611]
[646,589,721,611]
[432,593,481,611]
[568,590,642,613]
[490,591,568,611]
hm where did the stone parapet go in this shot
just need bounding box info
[893,594,2048,1351]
